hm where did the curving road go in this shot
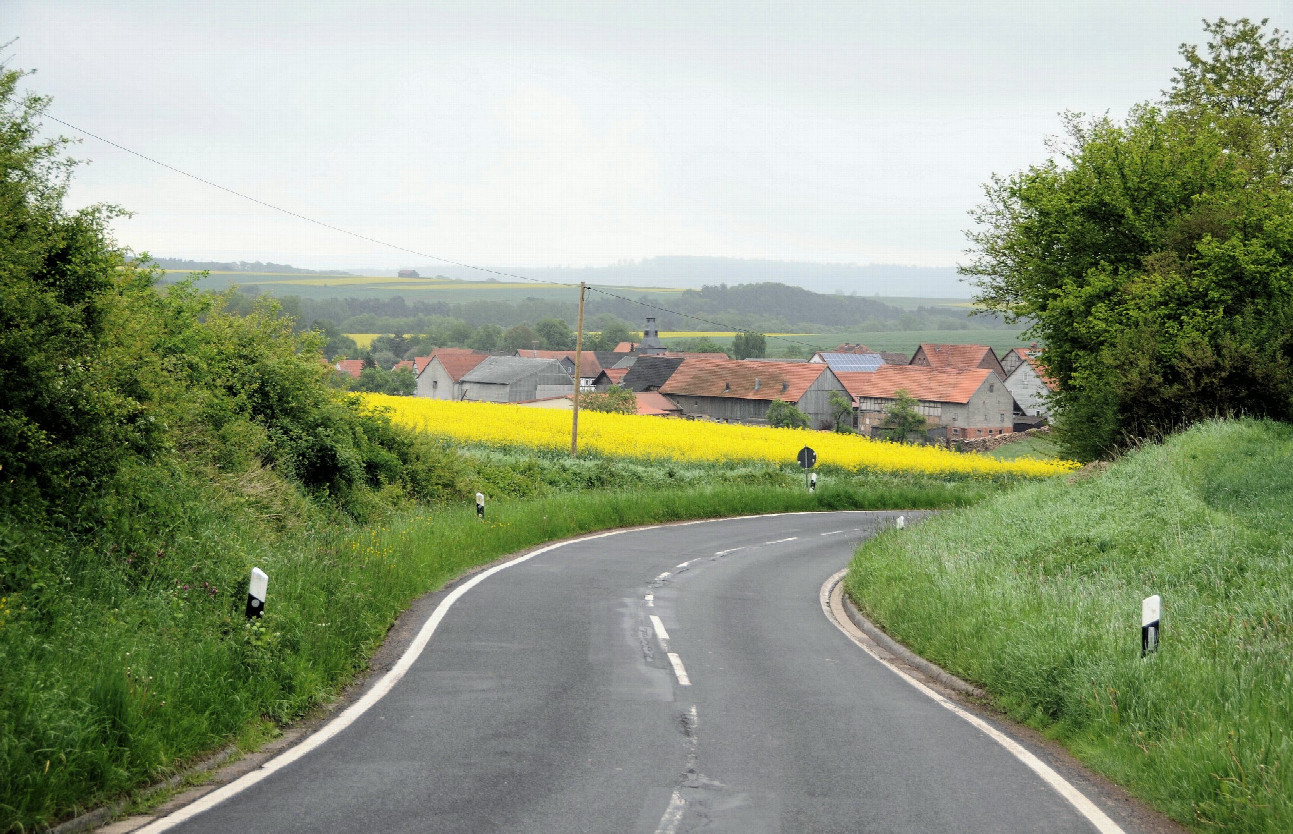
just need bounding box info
[136,511,1167,834]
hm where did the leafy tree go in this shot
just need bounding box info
[468,323,503,352]
[371,332,411,359]
[579,385,637,414]
[963,18,1293,459]
[766,399,809,429]
[1167,17,1293,179]
[353,366,417,395]
[0,67,158,502]
[731,331,767,360]
[502,323,540,353]
[828,390,854,433]
[583,315,636,351]
[673,337,729,355]
[535,317,575,350]
[446,319,474,346]
[878,389,927,442]
[312,319,359,360]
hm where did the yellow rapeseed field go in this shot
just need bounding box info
[361,394,1078,478]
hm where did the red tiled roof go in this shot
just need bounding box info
[635,392,682,416]
[1009,348,1058,390]
[662,351,727,359]
[837,366,992,404]
[913,343,996,370]
[433,351,489,381]
[660,359,830,402]
[613,341,637,353]
[603,368,629,384]
[515,349,605,377]
[392,360,414,373]
[335,359,365,379]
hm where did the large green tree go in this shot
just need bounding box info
[878,390,927,442]
[963,18,1293,459]
[579,384,637,414]
[0,68,158,501]
[731,331,766,360]
[766,399,809,429]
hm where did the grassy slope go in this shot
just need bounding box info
[845,419,1293,832]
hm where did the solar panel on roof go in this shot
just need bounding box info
[820,353,884,372]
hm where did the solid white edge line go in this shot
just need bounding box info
[820,570,1125,834]
[666,652,691,686]
[135,529,628,834]
[138,513,883,832]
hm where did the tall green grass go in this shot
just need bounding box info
[845,419,1293,832]
[0,458,993,831]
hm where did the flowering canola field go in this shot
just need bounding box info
[361,395,1079,478]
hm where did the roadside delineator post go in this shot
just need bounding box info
[1142,594,1161,657]
[246,567,268,619]
[896,515,905,529]
[476,492,485,521]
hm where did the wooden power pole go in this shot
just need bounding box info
[571,282,585,457]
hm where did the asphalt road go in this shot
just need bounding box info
[142,511,1160,833]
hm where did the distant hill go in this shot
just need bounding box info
[371,257,972,298]
[151,258,354,276]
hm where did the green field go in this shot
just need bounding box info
[163,270,683,304]
[751,328,1034,356]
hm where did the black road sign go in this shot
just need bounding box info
[797,446,817,469]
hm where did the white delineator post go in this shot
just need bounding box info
[246,568,268,619]
[476,492,485,521]
[1141,594,1161,656]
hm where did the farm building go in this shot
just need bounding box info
[457,356,573,403]
[910,343,1007,381]
[1003,349,1055,418]
[660,359,846,428]
[837,365,1017,439]
[415,349,488,400]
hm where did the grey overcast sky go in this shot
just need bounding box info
[6,1,1290,272]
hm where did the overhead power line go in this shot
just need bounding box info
[43,111,827,354]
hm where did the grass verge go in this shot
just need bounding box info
[844,419,1293,832]
[0,466,992,831]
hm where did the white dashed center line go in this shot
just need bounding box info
[666,652,691,686]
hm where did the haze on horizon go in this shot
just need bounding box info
[7,1,1287,281]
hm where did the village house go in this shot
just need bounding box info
[633,391,683,417]
[513,349,624,391]
[836,365,1018,439]
[590,367,630,390]
[334,358,365,380]
[810,351,885,372]
[909,343,1007,381]
[660,358,846,428]
[1003,348,1055,419]
[457,356,573,403]
[415,349,488,399]
[618,356,685,392]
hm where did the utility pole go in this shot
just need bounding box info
[571,282,585,457]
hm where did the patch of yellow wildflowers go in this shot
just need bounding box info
[361,394,1079,478]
